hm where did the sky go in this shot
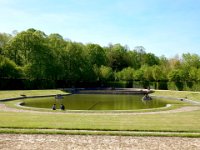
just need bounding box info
[0,0,200,58]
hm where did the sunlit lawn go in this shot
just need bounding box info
[151,90,200,102]
[0,90,67,100]
[0,89,200,136]
[0,110,200,132]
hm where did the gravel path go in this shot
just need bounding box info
[0,134,200,150]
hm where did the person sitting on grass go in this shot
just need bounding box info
[52,104,56,110]
[60,104,65,110]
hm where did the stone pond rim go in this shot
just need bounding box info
[67,88,152,95]
[0,88,152,102]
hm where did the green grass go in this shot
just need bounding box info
[0,108,200,132]
[0,89,200,137]
[151,90,200,102]
[0,89,68,100]
[0,128,200,137]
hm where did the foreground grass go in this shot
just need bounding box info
[0,109,200,133]
[0,89,200,137]
[1,128,200,138]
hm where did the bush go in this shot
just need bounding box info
[0,55,23,78]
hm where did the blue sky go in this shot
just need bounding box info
[0,0,200,57]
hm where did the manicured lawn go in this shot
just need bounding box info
[0,90,67,100]
[151,90,200,102]
[0,89,200,136]
[0,110,200,132]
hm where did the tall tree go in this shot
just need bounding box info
[86,43,106,67]
[0,33,12,55]
[143,53,160,66]
[182,53,200,69]
[126,50,141,69]
[106,43,129,71]
[63,42,85,82]
[4,28,47,66]
[47,33,67,80]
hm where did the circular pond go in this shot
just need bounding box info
[23,94,181,110]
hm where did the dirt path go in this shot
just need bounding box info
[0,134,200,150]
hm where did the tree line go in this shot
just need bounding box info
[1,28,200,90]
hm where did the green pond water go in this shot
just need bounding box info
[23,94,181,110]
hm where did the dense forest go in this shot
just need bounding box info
[1,28,200,90]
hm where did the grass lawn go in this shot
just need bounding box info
[0,89,67,100]
[0,110,200,132]
[0,89,200,137]
[151,90,200,102]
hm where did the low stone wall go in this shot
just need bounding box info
[67,88,152,95]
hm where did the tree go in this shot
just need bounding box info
[126,51,141,69]
[106,43,129,71]
[168,69,183,81]
[4,28,48,66]
[152,65,166,81]
[151,65,168,89]
[25,30,56,79]
[143,53,160,66]
[86,43,106,67]
[168,55,182,70]
[140,65,153,81]
[0,33,12,55]
[63,42,86,82]
[182,53,200,69]
[99,65,113,81]
[0,55,22,78]
[168,69,186,90]
[134,46,146,66]
[47,33,67,80]
[115,67,135,81]
[5,29,59,80]
[134,69,144,81]
[188,67,198,81]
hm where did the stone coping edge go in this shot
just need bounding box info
[0,94,70,102]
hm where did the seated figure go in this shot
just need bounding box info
[52,104,56,110]
[60,104,65,110]
[143,93,152,100]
